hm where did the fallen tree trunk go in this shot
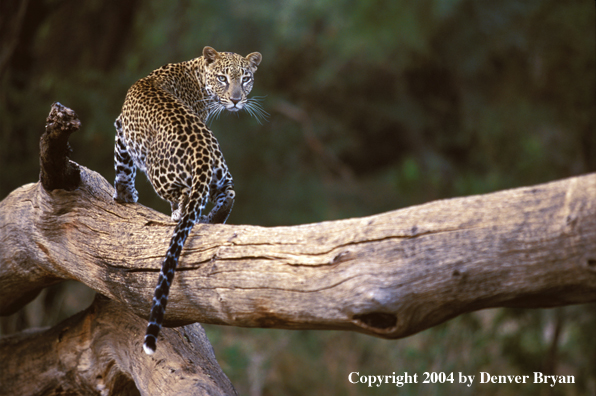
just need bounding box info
[1,156,595,337]
[0,127,596,338]
[1,103,595,394]
[0,167,596,338]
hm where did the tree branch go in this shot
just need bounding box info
[39,102,81,191]
[0,295,237,395]
[1,160,594,338]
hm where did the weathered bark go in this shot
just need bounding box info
[1,161,595,336]
[0,295,237,395]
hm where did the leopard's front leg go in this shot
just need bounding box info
[113,117,139,203]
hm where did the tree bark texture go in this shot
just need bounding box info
[1,164,595,338]
[0,295,237,395]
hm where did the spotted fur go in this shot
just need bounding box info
[113,46,263,355]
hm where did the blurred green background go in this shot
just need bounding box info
[1,0,594,395]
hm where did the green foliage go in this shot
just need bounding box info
[1,0,594,394]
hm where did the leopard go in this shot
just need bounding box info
[113,46,264,355]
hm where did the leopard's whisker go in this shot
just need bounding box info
[244,97,269,124]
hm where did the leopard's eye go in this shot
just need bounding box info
[217,75,227,83]
[242,76,252,84]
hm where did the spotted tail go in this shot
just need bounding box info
[143,210,197,355]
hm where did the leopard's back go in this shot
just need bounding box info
[113,46,262,354]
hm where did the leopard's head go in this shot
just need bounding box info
[202,46,266,123]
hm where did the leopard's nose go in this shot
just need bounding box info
[231,97,241,105]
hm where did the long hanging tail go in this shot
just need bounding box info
[143,210,197,355]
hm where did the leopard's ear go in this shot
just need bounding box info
[203,46,220,65]
[246,52,262,70]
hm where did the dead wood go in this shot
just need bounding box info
[39,102,81,191]
[1,153,595,336]
[0,295,236,395]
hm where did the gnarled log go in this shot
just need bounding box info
[1,155,595,337]
[0,295,236,395]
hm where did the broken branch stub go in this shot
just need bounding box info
[39,102,81,191]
